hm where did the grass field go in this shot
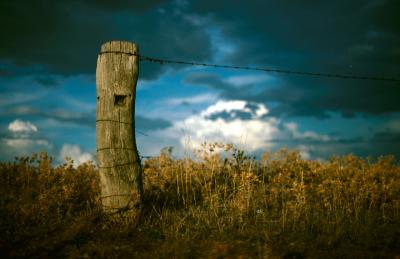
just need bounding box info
[1,143,399,258]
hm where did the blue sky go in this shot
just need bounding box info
[1,0,399,164]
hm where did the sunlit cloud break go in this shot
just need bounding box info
[161,100,278,152]
[8,119,37,133]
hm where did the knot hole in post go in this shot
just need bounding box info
[114,94,127,107]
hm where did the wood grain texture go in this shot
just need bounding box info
[96,41,143,213]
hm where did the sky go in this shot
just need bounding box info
[1,0,399,165]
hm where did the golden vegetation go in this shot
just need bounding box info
[1,143,399,258]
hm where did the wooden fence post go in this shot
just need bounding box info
[96,41,143,213]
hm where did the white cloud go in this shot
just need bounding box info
[156,100,278,153]
[202,100,247,115]
[8,119,37,133]
[255,104,268,117]
[201,100,268,119]
[59,144,94,167]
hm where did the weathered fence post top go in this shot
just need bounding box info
[100,41,138,55]
[96,40,143,214]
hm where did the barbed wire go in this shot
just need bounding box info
[99,51,399,82]
[138,55,399,82]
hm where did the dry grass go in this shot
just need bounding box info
[1,143,399,258]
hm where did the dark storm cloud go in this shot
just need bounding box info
[86,0,166,12]
[189,0,400,117]
[0,0,213,80]
[332,134,400,158]
[193,0,400,72]
[251,77,400,118]
[184,72,233,90]
[2,0,399,116]
[372,130,400,143]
